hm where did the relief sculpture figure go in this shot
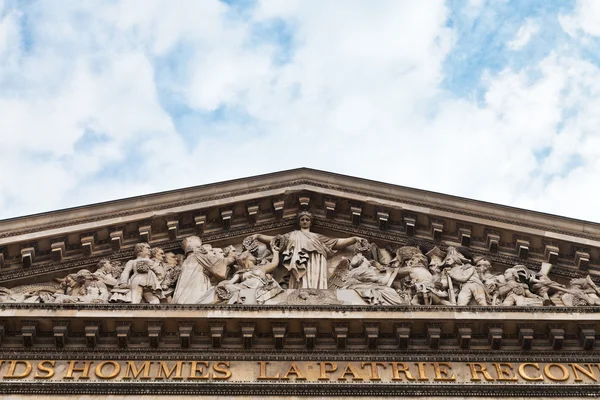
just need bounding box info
[113,243,162,304]
[216,237,284,304]
[172,236,237,304]
[251,211,365,289]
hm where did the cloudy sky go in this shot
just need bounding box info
[1,0,599,222]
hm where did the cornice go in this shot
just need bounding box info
[1,168,599,243]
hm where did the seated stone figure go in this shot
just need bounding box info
[329,251,410,306]
[216,238,284,305]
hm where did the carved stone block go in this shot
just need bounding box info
[575,251,590,270]
[240,322,255,349]
[147,321,163,348]
[431,222,444,241]
[333,323,349,349]
[85,323,100,348]
[549,326,565,350]
[209,321,225,348]
[272,199,285,220]
[220,209,233,230]
[457,325,472,349]
[246,204,259,225]
[378,212,390,231]
[194,215,206,235]
[404,216,416,236]
[516,239,529,259]
[488,325,503,350]
[167,220,179,240]
[364,322,380,350]
[302,322,317,349]
[579,324,595,350]
[110,230,123,251]
[518,325,534,350]
[487,233,500,252]
[272,322,287,350]
[178,322,194,348]
[0,252,4,268]
[81,236,95,256]
[350,206,362,226]
[427,324,441,349]
[298,196,310,210]
[324,200,336,219]
[544,245,560,264]
[116,322,131,349]
[395,323,411,349]
[21,321,37,348]
[138,225,152,243]
[21,247,35,268]
[53,321,69,348]
[459,228,471,247]
[51,241,66,261]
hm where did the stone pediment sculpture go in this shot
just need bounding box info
[2,233,598,308]
[0,168,598,309]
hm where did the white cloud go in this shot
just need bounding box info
[508,19,540,50]
[1,0,600,224]
[560,0,600,37]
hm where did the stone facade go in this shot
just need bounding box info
[0,168,599,397]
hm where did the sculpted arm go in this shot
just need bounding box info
[253,234,275,244]
[332,236,362,250]
[117,261,134,286]
[259,250,280,274]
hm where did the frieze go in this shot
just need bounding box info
[1,210,599,323]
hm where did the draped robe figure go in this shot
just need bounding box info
[172,236,234,304]
[251,211,363,290]
[282,230,338,290]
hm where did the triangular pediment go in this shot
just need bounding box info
[0,168,598,308]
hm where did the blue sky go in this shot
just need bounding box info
[1,0,600,221]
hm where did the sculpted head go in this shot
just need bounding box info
[223,245,238,264]
[182,236,203,254]
[134,243,151,258]
[151,247,165,261]
[475,258,492,273]
[297,210,313,230]
[236,250,257,270]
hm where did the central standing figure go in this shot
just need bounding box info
[252,211,363,289]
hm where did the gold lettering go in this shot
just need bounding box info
[361,362,386,381]
[34,360,55,379]
[318,362,337,381]
[188,361,211,380]
[493,363,517,381]
[390,362,415,381]
[415,362,428,381]
[518,363,543,381]
[337,363,363,381]
[212,361,231,380]
[64,361,92,380]
[156,361,184,380]
[570,363,596,382]
[95,361,121,379]
[432,362,456,381]
[4,361,32,379]
[282,362,306,380]
[257,361,280,380]
[544,363,569,381]
[467,363,495,381]
[123,361,152,380]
